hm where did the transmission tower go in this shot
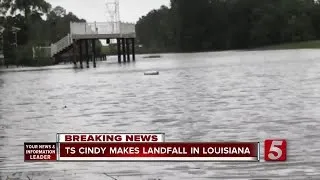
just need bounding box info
[106,0,120,34]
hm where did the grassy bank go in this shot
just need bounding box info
[102,40,320,56]
[257,40,320,50]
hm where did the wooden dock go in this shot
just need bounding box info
[51,22,136,68]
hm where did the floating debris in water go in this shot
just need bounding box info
[143,55,161,58]
[144,71,159,75]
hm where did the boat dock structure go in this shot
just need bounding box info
[50,21,136,68]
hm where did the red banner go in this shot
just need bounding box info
[24,142,57,161]
[58,142,259,161]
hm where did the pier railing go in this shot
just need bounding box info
[50,33,73,57]
[70,21,135,36]
[70,22,97,34]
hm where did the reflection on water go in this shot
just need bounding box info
[0,50,320,179]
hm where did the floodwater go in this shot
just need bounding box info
[0,50,319,180]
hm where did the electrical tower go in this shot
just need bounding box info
[106,0,120,34]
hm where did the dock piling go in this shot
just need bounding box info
[85,40,89,68]
[126,38,130,62]
[92,39,96,68]
[122,38,126,63]
[131,38,135,61]
[79,40,83,68]
[117,38,121,63]
[72,41,77,66]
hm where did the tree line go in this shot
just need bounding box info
[2,0,319,66]
[136,0,320,52]
[0,0,86,66]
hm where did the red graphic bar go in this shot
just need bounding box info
[58,142,259,161]
[24,142,57,162]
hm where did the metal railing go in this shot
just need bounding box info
[51,33,73,57]
[70,22,97,34]
[70,21,135,35]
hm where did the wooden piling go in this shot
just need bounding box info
[79,40,83,68]
[122,38,126,63]
[92,39,96,68]
[126,38,130,62]
[131,38,135,61]
[72,41,77,66]
[85,40,89,68]
[117,38,121,63]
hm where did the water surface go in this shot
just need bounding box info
[0,50,319,179]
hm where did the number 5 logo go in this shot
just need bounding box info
[264,139,287,161]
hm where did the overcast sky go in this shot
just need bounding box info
[47,0,170,23]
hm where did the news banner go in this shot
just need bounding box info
[24,133,287,162]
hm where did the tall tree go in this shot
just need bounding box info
[0,0,88,66]
[52,6,66,17]
[0,0,51,21]
[136,0,320,52]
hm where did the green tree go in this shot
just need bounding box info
[136,0,320,52]
[0,0,51,20]
[0,0,87,66]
